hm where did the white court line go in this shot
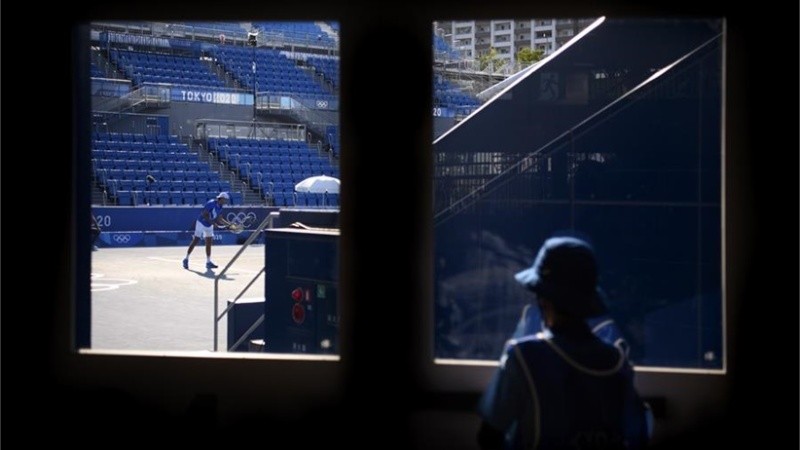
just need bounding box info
[148,256,189,263]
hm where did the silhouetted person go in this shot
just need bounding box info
[510,290,630,359]
[477,236,651,450]
[145,174,157,205]
[91,213,102,251]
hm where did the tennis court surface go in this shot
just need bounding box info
[91,244,265,352]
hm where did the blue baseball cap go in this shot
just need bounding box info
[515,236,608,318]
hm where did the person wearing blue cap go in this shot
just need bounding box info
[510,238,630,359]
[183,192,233,270]
[477,236,651,450]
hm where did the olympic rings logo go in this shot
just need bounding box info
[226,212,257,225]
[316,100,329,109]
[112,234,132,243]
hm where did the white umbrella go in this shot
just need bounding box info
[294,175,340,194]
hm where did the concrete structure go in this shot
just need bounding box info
[435,18,595,73]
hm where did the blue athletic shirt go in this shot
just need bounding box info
[198,199,222,227]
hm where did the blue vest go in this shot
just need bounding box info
[512,304,630,359]
[479,332,649,449]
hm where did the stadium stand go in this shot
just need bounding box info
[207,137,339,207]
[90,21,342,207]
[109,49,234,91]
[253,21,337,47]
[433,75,481,116]
[92,132,239,206]
[90,61,106,78]
[211,46,335,100]
[306,56,339,89]
[178,21,247,36]
[434,34,460,61]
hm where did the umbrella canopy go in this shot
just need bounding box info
[294,175,340,194]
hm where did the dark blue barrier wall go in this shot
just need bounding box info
[263,228,339,354]
[166,102,255,136]
[92,206,278,247]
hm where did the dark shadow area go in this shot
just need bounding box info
[187,268,233,280]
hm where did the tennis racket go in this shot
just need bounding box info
[224,212,257,234]
[226,222,245,234]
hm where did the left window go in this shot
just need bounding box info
[86,21,341,356]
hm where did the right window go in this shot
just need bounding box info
[432,17,724,369]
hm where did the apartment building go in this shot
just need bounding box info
[435,18,595,72]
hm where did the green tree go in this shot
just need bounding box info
[478,47,507,72]
[516,47,544,69]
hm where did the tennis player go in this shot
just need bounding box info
[183,192,233,270]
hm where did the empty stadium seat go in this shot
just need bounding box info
[157,191,171,205]
[116,190,132,206]
[92,131,228,201]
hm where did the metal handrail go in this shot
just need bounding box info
[213,213,276,351]
[433,32,723,227]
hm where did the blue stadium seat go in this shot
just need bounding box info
[325,193,339,207]
[130,191,146,206]
[183,180,196,191]
[114,190,129,206]
[274,192,289,207]
[195,192,212,204]
[157,191,171,205]
[143,191,158,206]
[118,179,134,191]
[183,192,199,205]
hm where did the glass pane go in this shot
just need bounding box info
[87,20,341,356]
[433,18,724,369]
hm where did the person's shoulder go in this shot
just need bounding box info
[507,332,551,351]
[500,335,554,369]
